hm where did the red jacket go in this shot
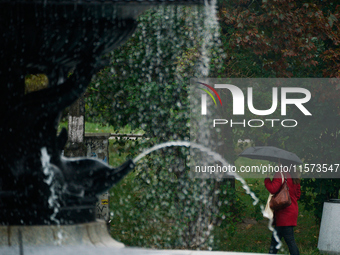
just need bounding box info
[264,172,301,226]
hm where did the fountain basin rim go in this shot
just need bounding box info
[0,0,205,5]
[0,220,125,247]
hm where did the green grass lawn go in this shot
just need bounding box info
[214,176,321,254]
[58,122,143,134]
[211,157,321,254]
[85,122,143,134]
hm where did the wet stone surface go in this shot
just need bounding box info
[0,246,270,255]
[0,220,123,248]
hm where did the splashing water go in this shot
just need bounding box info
[198,0,220,77]
[133,141,284,250]
[41,147,63,245]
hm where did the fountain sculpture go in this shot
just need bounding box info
[0,0,203,225]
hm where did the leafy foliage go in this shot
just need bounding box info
[219,0,340,78]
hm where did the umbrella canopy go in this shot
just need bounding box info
[239,146,303,165]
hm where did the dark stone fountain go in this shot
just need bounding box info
[0,0,202,226]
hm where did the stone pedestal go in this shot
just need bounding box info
[85,133,111,225]
[64,97,86,157]
[318,199,340,254]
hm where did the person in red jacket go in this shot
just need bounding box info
[264,163,301,255]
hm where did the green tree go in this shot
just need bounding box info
[218,0,340,220]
